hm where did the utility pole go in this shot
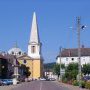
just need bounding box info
[77,17,82,88]
[59,47,62,81]
[76,16,86,89]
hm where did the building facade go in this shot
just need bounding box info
[0,53,19,79]
[56,47,90,66]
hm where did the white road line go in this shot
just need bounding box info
[40,82,42,90]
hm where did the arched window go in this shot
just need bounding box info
[31,46,36,53]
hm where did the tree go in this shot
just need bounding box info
[65,63,78,81]
[82,64,90,75]
[20,64,31,78]
[53,64,60,75]
[53,64,65,76]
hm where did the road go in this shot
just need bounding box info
[11,81,70,90]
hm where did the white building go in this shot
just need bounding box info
[56,47,90,66]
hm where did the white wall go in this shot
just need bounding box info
[56,56,90,66]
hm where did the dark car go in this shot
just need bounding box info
[82,76,90,81]
[1,79,13,85]
[49,78,56,81]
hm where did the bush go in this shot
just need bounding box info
[62,78,68,83]
[72,80,79,86]
[80,81,85,88]
[73,80,86,88]
[85,81,90,89]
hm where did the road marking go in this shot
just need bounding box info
[40,82,42,90]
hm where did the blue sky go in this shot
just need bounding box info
[0,0,90,63]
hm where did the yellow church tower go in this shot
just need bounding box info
[28,12,43,79]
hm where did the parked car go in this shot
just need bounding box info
[46,78,50,81]
[49,78,56,81]
[82,76,90,81]
[1,79,13,85]
[7,79,13,84]
[40,78,46,81]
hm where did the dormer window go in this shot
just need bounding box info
[31,46,36,53]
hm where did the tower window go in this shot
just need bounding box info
[31,46,36,53]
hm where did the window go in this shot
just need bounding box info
[66,58,68,61]
[72,58,74,61]
[12,51,14,55]
[23,60,27,64]
[19,51,21,55]
[31,46,36,53]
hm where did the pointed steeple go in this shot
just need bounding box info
[29,12,40,44]
[28,12,41,58]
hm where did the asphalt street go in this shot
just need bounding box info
[11,81,70,90]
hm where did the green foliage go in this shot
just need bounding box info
[44,62,55,69]
[61,64,65,69]
[80,80,86,88]
[82,64,90,75]
[72,80,85,88]
[20,64,31,78]
[53,64,60,75]
[85,81,90,89]
[53,64,65,75]
[66,63,78,71]
[65,63,78,81]
[62,78,68,83]
[72,80,79,86]
[44,62,56,72]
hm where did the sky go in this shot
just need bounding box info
[0,0,90,63]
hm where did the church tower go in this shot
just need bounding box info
[28,12,43,79]
[28,12,41,58]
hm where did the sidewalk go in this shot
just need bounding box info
[59,82,88,90]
